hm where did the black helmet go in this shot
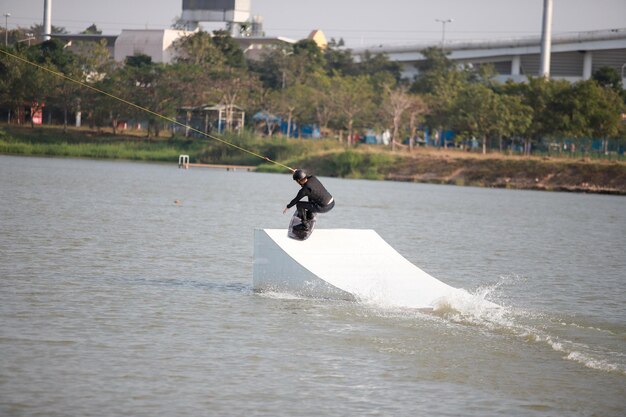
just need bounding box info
[292,169,307,181]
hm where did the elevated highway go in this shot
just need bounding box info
[353,28,626,84]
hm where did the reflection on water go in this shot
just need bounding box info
[1,155,625,417]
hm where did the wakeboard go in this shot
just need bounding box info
[287,212,317,241]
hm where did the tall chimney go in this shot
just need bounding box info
[43,0,52,41]
[539,0,553,77]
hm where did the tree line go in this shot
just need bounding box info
[1,27,625,156]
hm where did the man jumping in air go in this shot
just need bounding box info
[283,169,334,231]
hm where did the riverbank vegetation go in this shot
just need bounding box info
[2,124,625,195]
[2,28,625,154]
[1,26,625,193]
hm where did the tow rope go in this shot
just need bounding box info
[0,48,295,172]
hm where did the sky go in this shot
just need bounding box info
[3,0,626,48]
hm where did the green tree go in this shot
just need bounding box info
[330,75,376,144]
[276,83,315,138]
[173,31,225,68]
[504,77,571,155]
[211,67,261,132]
[281,40,327,89]
[0,46,28,124]
[292,39,325,69]
[248,47,292,90]
[52,58,84,131]
[125,53,152,68]
[323,43,355,76]
[115,54,177,137]
[450,83,501,154]
[557,80,624,154]
[592,66,623,94]
[410,47,459,94]
[92,71,128,133]
[23,39,86,131]
[169,62,213,107]
[467,63,498,87]
[211,30,246,68]
[413,47,468,147]
[73,38,118,128]
[307,72,335,132]
[354,50,402,83]
[81,24,102,35]
[492,93,533,153]
[17,40,76,127]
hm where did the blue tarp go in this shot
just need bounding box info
[279,122,320,139]
[424,128,455,147]
[252,111,281,123]
[253,111,320,138]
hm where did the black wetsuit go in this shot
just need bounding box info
[287,176,335,221]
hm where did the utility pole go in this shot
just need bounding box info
[4,12,10,46]
[539,0,553,77]
[435,18,453,48]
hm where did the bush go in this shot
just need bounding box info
[333,151,364,177]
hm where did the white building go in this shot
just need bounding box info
[113,29,195,63]
[112,28,295,63]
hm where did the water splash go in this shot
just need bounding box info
[258,274,626,375]
[422,277,625,376]
[255,290,308,301]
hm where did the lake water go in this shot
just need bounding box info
[1,155,625,417]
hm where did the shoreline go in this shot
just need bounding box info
[287,148,626,196]
[383,151,626,195]
[2,125,625,196]
[3,149,625,196]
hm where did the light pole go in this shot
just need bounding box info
[4,12,10,46]
[435,18,453,48]
[18,33,35,46]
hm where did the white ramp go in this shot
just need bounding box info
[253,229,465,309]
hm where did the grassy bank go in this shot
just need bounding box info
[0,125,343,166]
[2,125,625,195]
[0,125,201,162]
[286,149,626,194]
